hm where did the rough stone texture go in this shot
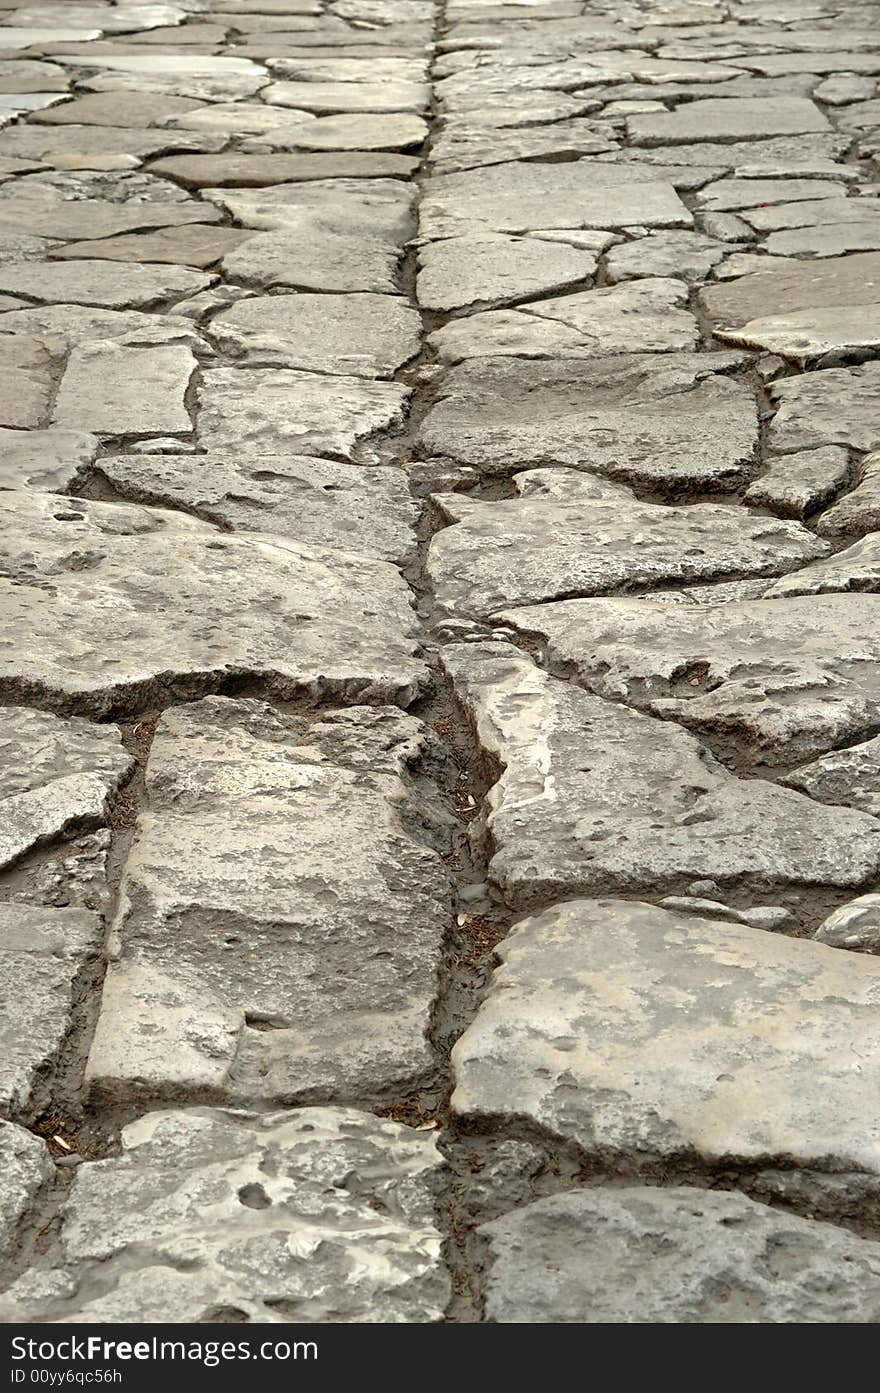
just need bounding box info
[813,895,880,954]
[53,338,197,435]
[815,454,880,540]
[767,364,880,455]
[86,699,450,1106]
[0,706,133,870]
[0,259,211,308]
[501,594,880,765]
[148,152,419,186]
[701,254,880,328]
[0,1121,51,1263]
[784,737,880,819]
[764,533,880,598]
[0,331,53,429]
[49,225,254,269]
[480,1187,880,1323]
[0,427,96,492]
[416,233,596,313]
[627,97,831,145]
[605,230,727,284]
[0,1107,448,1323]
[0,492,425,716]
[716,306,880,370]
[452,897,880,1176]
[210,293,421,377]
[418,353,758,489]
[0,904,103,1123]
[428,473,827,617]
[443,643,880,906]
[743,446,852,519]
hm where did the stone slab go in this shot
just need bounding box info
[53,339,197,436]
[416,233,596,313]
[0,260,211,309]
[0,1121,50,1264]
[210,293,421,377]
[767,364,880,455]
[49,225,253,268]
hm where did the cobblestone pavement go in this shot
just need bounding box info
[1,0,880,1328]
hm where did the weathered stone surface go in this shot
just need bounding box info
[784,736,880,819]
[621,133,851,176]
[210,293,421,377]
[815,454,880,540]
[480,1187,880,1323]
[0,1107,448,1322]
[198,367,408,461]
[429,278,699,361]
[764,533,880,597]
[277,112,428,151]
[443,644,880,905]
[0,331,53,429]
[416,233,596,313]
[428,472,827,617]
[628,97,830,145]
[695,176,843,211]
[740,196,878,235]
[0,904,103,1122]
[502,594,880,765]
[0,185,223,240]
[743,446,851,518]
[765,222,880,258]
[0,1121,50,1262]
[717,305,880,369]
[452,897,880,1174]
[0,426,96,492]
[32,89,205,128]
[49,225,254,269]
[813,894,880,953]
[9,6,186,33]
[86,699,449,1105]
[605,230,727,284]
[0,492,424,716]
[53,339,196,436]
[0,706,133,870]
[420,162,691,240]
[0,304,174,347]
[97,452,417,562]
[418,353,757,489]
[263,79,430,114]
[148,151,419,186]
[0,124,225,165]
[767,364,880,455]
[700,252,880,327]
[0,260,211,309]
[428,118,617,175]
[162,101,316,139]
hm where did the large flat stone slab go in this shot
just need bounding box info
[452,897,880,1179]
[0,1121,50,1264]
[0,492,425,716]
[479,1187,880,1323]
[428,472,827,617]
[148,151,419,186]
[0,331,53,429]
[416,233,597,314]
[766,363,880,455]
[627,97,831,145]
[605,230,727,284]
[86,699,449,1106]
[418,353,758,490]
[0,186,224,241]
[0,904,103,1123]
[53,337,197,435]
[262,78,430,114]
[0,426,96,492]
[0,1107,447,1322]
[0,259,211,309]
[815,454,880,540]
[743,446,851,519]
[49,224,254,269]
[502,594,880,766]
[700,252,880,327]
[784,737,880,819]
[210,293,421,377]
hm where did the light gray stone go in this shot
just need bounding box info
[620,134,851,176]
[97,452,417,562]
[0,305,176,347]
[49,225,254,269]
[162,101,316,138]
[0,332,53,429]
[0,1107,447,1322]
[222,226,404,293]
[416,233,596,313]
[8,6,186,33]
[0,260,211,309]
[0,492,425,717]
[0,427,96,492]
[0,1121,51,1263]
[695,176,843,211]
[452,897,880,1175]
[0,904,103,1121]
[53,338,197,436]
[739,195,877,234]
[501,594,880,765]
[428,119,617,175]
[716,305,880,368]
[210,293,421,378]
[765,532,880,597]
[276,112,428,150]
[148,151,419,186]
[0,706,133,871]
[815,454,880,540]
[79,69,267,103]
[428,278,699,362]
[418,353,758,490]
[767,363,880,454]
[480,1187,880,1323]
[263,78,430,113]
[605,230,727,283]
[784,737,880,819]
[697,209,754,242]
[443,643,880,905]
[765,222,880,257]
[0,124,225,165]
[86,699,449,1105]
[428,474,827,617]
[31,89,206,128]
[700,252,880,327]
[628,97,831,145]
[814,894,880,952]
[743,446,851,518]
[0,186,223,241]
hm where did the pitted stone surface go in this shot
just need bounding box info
[416,233,597,314]
[210,293,422,377]
[0,1108,448,1323]
[766,364,880,455]
[784,737,880,819]
[0,1122,51,1263]
[86,699,449,1106]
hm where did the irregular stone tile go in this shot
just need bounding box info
[444,643,880,904]
[416,233,596,313]
[53,338,196,436]
[87,699,449,1105]
[698,209,754,242]
[814,75,877,104]
[502,594,880,765]
[210,293,421,377]
[740,195,877,234]
[0,186,223,240]
[428,119,617,175]
[420,161,691,240]
[479,1187,880,1323]
[764,533,880,597]
[743,446,851,518]
[418,353,758,490]
[0,904,103,1121]
[428,473,827,617]
[52,54,264,78]
[0,1107,447,1323]
[97,452,417,562]
[452,897,880,1173]
[784,739,880,820]
[765,223,880,258]
[766,363,880,454]
[198,367,408,461]
[727,51,880,77]
[619,133,851,175]
[837,99,880,131]
[0,706,133,871]
[0,332,53,429]
[716,305,880,369]
[700,252,880,327]
[274,111,428,150]
[0,260,211,309]
[0,426,96,492]
[206,176,413,236]
[31,88,205,126]
[628,97,830,145]
[428,278,698,362]
[605,230,727,283]
[0,304,176,347]
[0,59,68,93]
[9,6,186,32]
[79,69,267,103]
[263,78,429,113]
[695,176,844,210]
[49,224,253,269]
[0,492,425,716]
[0,124,225,165]
[815,454,880,540]
[0,229,58,261]
[223,226,403,293]
[148,151,418,186]
[0,29,101,48]
[162,100,316,138]
[0,1121,50,1263]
